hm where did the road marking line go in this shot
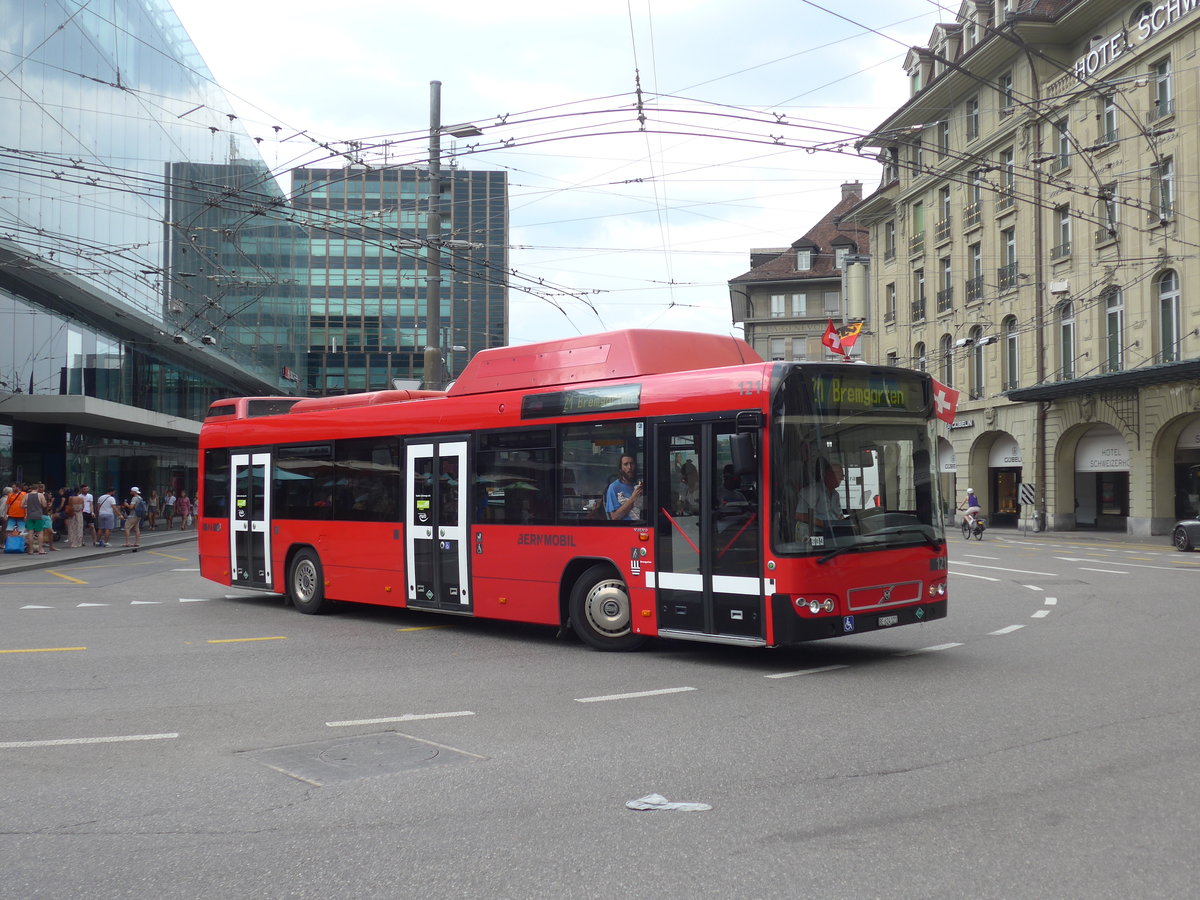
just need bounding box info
[76,602,108,607]
[46,570,87,584]
[0,732,177,749]
[151,552,189,561]
[1032,610,1051,618]
[576,686,697,703]
[326,711,475,727]
[1044,597,1058,605]
[19,605,54,609]
[990,625,1025,635]
[962,554,1001,560]
[954,562,1060,576]
[1023,585,1043,591]
[949,571,1000,581]
[206,636,287,644]
[179,598,211,603]
[0,646,86,654]
[397,625,454,632]
[131,600,162,605]
[896,643,963,656]
[1079,567,1128,575]
[765,664,849,679]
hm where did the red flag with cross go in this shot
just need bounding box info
[931,378,960,424]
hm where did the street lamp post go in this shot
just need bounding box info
[423,80,445,391]
[422,81,483,391]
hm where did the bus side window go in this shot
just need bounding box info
[475,430,555,525]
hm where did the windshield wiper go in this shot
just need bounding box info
[816,528,942,564]
[816,543,869,564]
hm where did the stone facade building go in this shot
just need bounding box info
[853,0,1200,534]
[729,181,869,364]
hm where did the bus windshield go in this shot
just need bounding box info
[771,365,943,556]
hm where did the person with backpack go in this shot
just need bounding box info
[23,483,46,554]
[122,487,146,550]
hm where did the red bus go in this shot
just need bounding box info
[198,329,947,651]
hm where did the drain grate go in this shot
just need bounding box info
[241,731,484,786]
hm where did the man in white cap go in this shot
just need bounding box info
[122,487,146,550]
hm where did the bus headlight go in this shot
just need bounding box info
[927,581,946,598]
[798,597,836,614]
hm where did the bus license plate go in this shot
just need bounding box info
[878,614,899,627]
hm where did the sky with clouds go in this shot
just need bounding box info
[169,0,949,346]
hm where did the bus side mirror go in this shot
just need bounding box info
[731,432,757,477]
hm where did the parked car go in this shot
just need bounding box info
[1171,518,1200,551]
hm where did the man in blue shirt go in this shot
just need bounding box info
[605,454,644,521]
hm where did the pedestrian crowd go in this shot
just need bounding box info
[3,482,194,555]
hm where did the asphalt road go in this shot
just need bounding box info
[1,535,1197,899]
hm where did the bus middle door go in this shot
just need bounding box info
[654,423,763,643]
[405,440,471,612]
[230,451,272,588]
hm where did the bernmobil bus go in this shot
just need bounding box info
[198,329,947,651]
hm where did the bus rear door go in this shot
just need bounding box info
[230,452,272,588]
[653,424,764,644]
[405,439,471,612]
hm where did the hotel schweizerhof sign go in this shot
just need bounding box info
[1072,1,1200,80]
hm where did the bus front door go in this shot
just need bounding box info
[654,424,763,643]
[405,440,471,612]
[230,452,272,588]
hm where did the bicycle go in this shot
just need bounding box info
[960,514,986,540]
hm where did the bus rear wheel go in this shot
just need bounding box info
[569,565,647,652]
[288,548,328,614]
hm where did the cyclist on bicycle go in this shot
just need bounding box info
[959,487,981,530]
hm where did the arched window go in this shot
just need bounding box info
[940,333,954,387]
[969,325,985,398]
[914,341,927,372]
[1103,286,1124,372]
[1158,270,1181,363]
[1059,300,1076,380]
[1003,315,1019,390]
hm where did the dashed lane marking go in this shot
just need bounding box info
[0,646,86,654]
[326,711,475,727]
[764,665,849,679]
[0,732,177,749]
[1032,610,1051,618]
[949,570,1001,581]
[990,625,1025,635]
[896,642,963,656]
[46,570,87,584]
[954,562,1060,577]
[206,636,287,644]
[576,686,697,703]
[1079,567,1129,575]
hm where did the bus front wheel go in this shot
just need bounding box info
[569,565,647,652]
[288,548,328,614]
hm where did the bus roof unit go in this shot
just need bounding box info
[447,329,761,397]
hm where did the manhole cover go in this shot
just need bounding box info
[242,732,483,785]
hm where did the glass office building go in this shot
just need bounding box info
[0,0,304,492]
[292,166,508,394]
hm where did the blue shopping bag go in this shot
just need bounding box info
[5,533,26,553]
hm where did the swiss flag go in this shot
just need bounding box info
[821,319,847,357]
[931,378,960,425]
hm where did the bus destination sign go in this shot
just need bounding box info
[522,383,642,419]
[809,372,925,415]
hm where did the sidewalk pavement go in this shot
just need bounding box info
[0,525,197,576]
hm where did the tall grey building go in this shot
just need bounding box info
[292,166,508,395]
